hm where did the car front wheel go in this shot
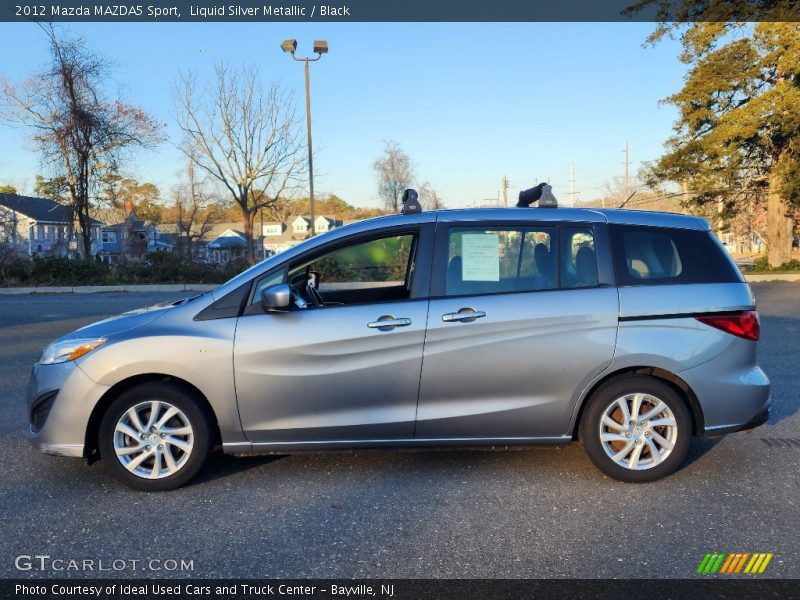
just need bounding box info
[98,382,213,491]
[580,376,692,483]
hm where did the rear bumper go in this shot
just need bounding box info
[703,404,769,437]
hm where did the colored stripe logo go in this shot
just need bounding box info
[696,552,773,574]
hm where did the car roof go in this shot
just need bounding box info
[373,206,710,231]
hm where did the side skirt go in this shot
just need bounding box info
[223,435,573,455]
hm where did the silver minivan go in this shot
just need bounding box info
[26,207,770,490]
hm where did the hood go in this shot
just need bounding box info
[59,296,197,342]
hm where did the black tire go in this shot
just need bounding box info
[579,376,692,483]
[98,382,214,491]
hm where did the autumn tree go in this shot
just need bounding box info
[0,185,17,195]
[101,175,164,223]
[374,141,415,213]
[1,25,162,257]
[630,6,800,266]
[174,63,306,264]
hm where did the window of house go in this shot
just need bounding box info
[102,231,117,244]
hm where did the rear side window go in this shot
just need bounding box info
[610,225,741,286]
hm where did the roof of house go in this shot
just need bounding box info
[0,194,102,225]
[208,229,247,249]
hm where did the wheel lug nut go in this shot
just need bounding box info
[635,438,643,445]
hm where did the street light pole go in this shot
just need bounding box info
[282,39,328,237]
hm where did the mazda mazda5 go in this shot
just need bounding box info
[26,207,770,490]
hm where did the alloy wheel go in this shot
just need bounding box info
[598,392,678,471]
[112,400,195,479]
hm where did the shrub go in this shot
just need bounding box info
[0,252,251,286]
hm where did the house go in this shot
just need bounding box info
[206,228,249,264]
[291,216,312,236]
[0,193,101,257]
[314,215,343,233]
[262,222,287,237]
[290,215,343,237]
[100,210,161,264]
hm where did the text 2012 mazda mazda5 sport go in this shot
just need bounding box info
[26,206,770,490]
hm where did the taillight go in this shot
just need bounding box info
[696,310,760,341]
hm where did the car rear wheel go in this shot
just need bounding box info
[580,376,692,482]
[98,382,213,491]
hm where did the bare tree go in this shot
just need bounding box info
[1,25,162,257]
[174,63,306,264]
[173,159,222,259]
[374,141,415,213]
[417,181,445,210]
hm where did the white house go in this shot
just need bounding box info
[291,216,312,236]
[262,222,287,237]
[0,193,102,257]
[314,215,343,233]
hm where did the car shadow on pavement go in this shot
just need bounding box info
[189,451,288,485]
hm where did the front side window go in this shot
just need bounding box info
[291,234,415,291]
[446,228,557,296]
[252,232,417,308]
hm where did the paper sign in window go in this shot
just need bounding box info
[461,234,500,281]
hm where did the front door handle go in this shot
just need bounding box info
[368,315,412,331]
[442,308,486,323]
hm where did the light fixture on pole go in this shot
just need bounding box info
[281,38,328,236]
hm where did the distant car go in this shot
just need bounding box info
[26,206,770,490]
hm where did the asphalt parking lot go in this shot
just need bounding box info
[0,284,798,579]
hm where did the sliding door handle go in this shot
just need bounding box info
[442,308,486,323]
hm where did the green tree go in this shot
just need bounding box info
[635,13,800,266]
[33,175,69,203]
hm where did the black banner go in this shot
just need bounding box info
[2,0,800,23]
[3,580,800,600]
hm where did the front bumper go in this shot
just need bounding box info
[24,362,109,459]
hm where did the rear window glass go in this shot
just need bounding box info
[609,225,741,286]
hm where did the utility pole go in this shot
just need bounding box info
[568,164,576,207]
[502,175,509,207]
[623,140,630,198]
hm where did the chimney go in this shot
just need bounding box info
[124,199,134,214]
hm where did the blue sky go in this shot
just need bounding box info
[0,22,685,209]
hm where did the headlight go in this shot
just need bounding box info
[37,338,106,365]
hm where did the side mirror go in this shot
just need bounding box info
[260,283,292,312]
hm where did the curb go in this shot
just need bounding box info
[0,284,218,295]
[744,274,800,283]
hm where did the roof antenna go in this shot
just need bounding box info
[619,191,636,208]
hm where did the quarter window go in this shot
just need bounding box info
[610,225,741,286]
